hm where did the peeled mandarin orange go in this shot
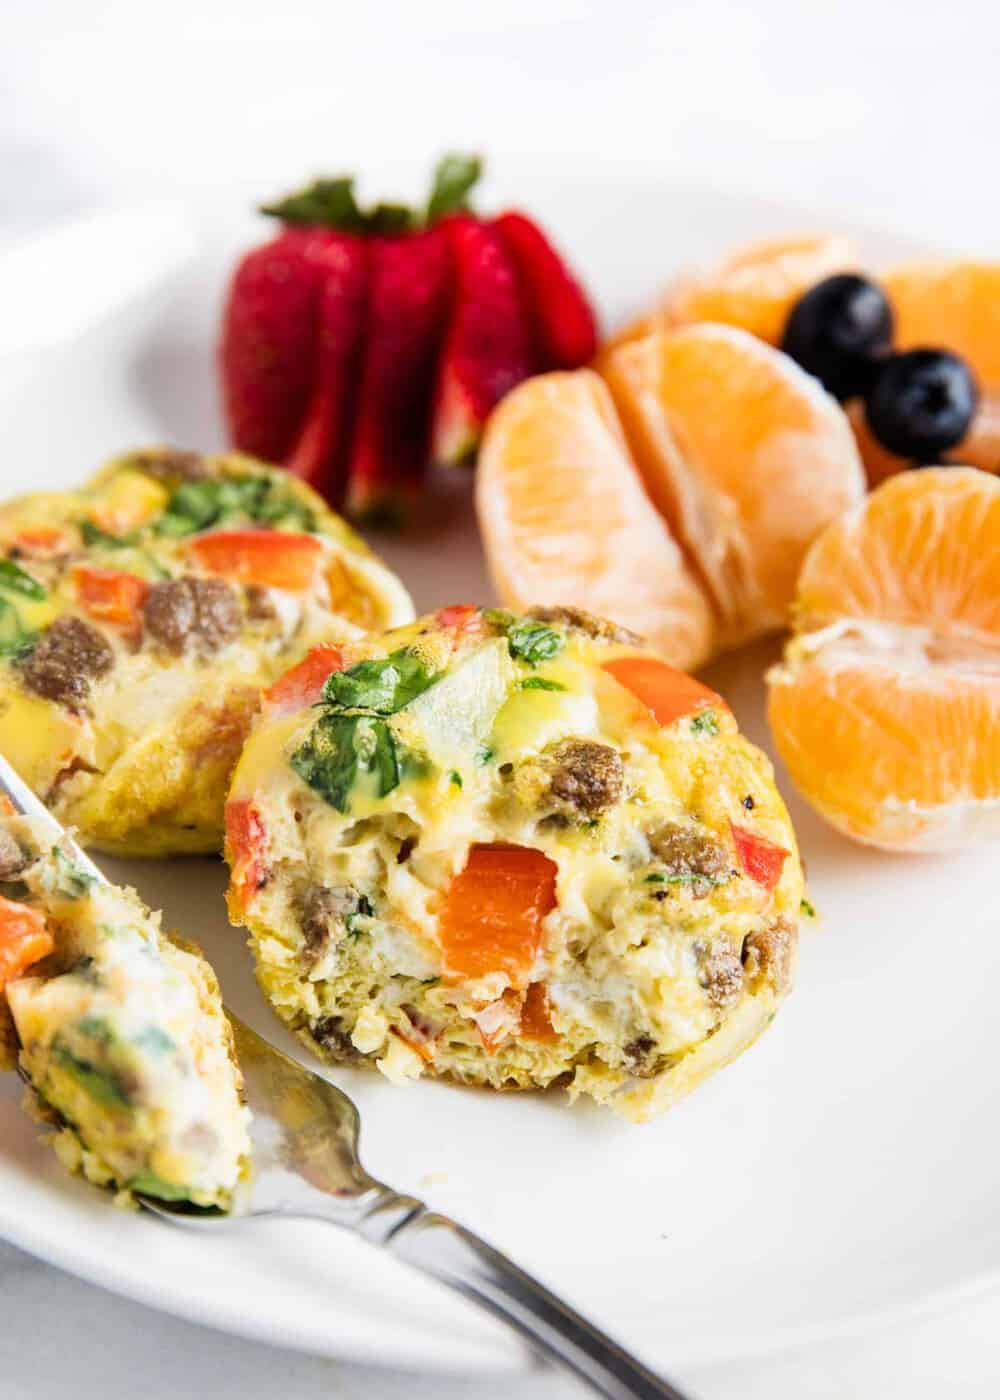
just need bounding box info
[600,234,859,362]
[475,370,717,670]
[767,468,1000,851]
[884,261,1000,386]
[852,262,1000,483]
[602,324,865,645]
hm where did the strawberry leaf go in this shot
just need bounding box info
[260,177,367,231]
[367,203,414,236]
[426,153,482,223]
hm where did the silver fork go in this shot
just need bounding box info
[0,754,691,1400]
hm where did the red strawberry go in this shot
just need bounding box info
[220,156,599,521]
[220,228,327,463]
[430,215,536,467]
[493,211,598,370]
[284,234,369,506]
[345,226,452,522]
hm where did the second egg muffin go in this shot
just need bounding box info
[0,449,412,855]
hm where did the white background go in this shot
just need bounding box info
[3,2,999,1396]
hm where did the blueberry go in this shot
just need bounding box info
[782,274,893,400]
[864,349,978,460]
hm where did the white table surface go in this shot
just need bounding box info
[4,1,1000,1395]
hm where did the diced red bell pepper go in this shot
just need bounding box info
[520,981,558,1042]
[0,895,53,994]
[73,567,150,627]
[225,799,269,908]
[603,655,726,727]
[438,842,558,986]
[435,603,488,646]
[731,823,789,892]
[263,644,344,716]
[190,529,323,592]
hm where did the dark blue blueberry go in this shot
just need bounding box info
[864,349,978,461]
[782,274,893,400]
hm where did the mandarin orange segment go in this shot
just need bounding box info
[768,658,1000,850]
[625,233,859,351]
[476,369,717,670]
[884,261,1000,389]
[795,467,1000,639]
[850,262,1000,484]
[768,467,1000,851]
[603,325,865,643]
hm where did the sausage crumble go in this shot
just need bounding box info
[526,605,643,646]
[129,447,210,483]
[547,738,625,817]
[742,916,798,996]
[20,616,114,711]
[695,941,744,1009]
[143,577,241,655]
[0,827,26,880]
[647,822,730,896]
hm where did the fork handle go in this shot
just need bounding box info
[363,1200,691,1399]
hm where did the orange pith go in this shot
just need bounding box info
[602,325,864,644]
[768,468,1000,851]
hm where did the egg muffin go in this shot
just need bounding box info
[0,808,250,1208]
[0,448,413,855]
[225,605,803,1121]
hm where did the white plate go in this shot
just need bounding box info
[1,162,997,1378]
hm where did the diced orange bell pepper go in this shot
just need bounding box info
[225,798,269,908]
[603,655,726,727]
[263,645,344,716]
[731,822,788,892]
[0,895,53,994]
[14,526,72,558]
[520,981,558,1042]
[438,842,558,986]
[73,567,150,628]
[189,529,323,592]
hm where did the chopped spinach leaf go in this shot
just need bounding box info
[291,712,400,812]
[42,847,96,899]
[475,744,495,765]
[449,770,463,789]
[322,649,437,715]
[644,871,727,888]
[156,474,317,538]
[133,1025,176,1054]
[52,1044,133,1108]
[0,558,46,600]
[79,519,140,550]
[519,676,566,692]
[0,597,38,659]
[76,1016,114,1046]
[690,709,720,736]
[800,897,817,919]
[126,1170,200,1202]
[505,618,564,665]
